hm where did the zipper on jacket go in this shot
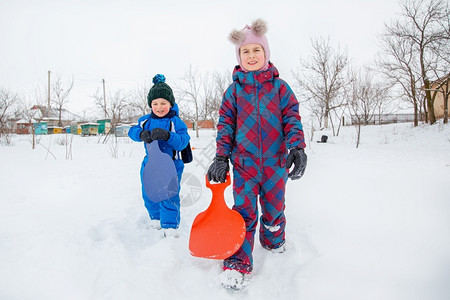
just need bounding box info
[256,75,263,171]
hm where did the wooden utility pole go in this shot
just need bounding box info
[102,79,107,118]
[47,70,51,109]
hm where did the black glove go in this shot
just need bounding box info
[286,147,307,180]
[207,156,229,183]
[151,128,170,141]
[139,130,152,143]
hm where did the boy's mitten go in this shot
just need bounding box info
[140,130,153,143]
[151,128,170,141]
[286,147,307,180]
[207,156,229,183]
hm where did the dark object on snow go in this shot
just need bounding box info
[317,135,328,143]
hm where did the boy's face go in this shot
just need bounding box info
[239,43,265,71]
[151,98,171,117]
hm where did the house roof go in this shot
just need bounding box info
[30,105,81,121]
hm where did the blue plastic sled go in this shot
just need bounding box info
[142,141,179,203]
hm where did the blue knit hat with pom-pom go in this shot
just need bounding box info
[147,74,175,107]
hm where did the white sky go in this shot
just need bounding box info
[0,0,400,115]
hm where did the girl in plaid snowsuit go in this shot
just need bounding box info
[207,19,307,287]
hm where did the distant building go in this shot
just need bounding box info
[184,120,215,129]
[428,74,450,119]
[15,119,33,135]
[30,105,81,127]
[12,105,81,135]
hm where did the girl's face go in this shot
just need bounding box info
[239,43,265,71]
[151,98,171,117]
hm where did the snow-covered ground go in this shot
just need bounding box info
[1,122,449,300]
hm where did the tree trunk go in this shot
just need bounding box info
[444,92,449,124]
[444,78,449,124]
[356,123,361,149]
[413,101,418,127]
[422,97,428,123]
[420,47,436,124]
[324,110,329,129]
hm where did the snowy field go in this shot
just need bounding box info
[1,122,449,300]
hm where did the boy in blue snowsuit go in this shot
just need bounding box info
[207,19,307,288]
[129,74,190,237]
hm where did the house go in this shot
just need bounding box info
[15,119,32,134]
[11,105,81,135]
[429,73,450,119]
[14,119,49,135]
[184,120,215,129]
[30,105,81,128]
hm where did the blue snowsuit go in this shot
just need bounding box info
[128,104,190,229]
[216,63,306,273]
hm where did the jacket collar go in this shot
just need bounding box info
[232,62,279,86]
[150,109,177,119]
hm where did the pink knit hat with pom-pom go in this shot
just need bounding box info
[228,19,270,71]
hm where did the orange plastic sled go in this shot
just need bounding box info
[189,174,246,259]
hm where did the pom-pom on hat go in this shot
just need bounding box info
[228,19,270,71]
[147,74,175,107]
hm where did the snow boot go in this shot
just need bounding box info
[149,219,161,230]
[220,269,247,290]
[163,228,179,238]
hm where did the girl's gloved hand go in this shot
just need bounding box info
[151,128,170,141]
[207,156,229,183]
[286,147,307,180]
[139,130,153,143]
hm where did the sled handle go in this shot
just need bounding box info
[205,173,231,189]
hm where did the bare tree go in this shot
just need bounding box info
[16,92,45,149]
[353,69,392,124]
[52,75,74,127]
[93,88,130,137]
[293,36,353,133]
[348,68,393,147]
[199,72,213,125]
[0,88,19,136]
[198,71,231,130]
[378,32,424,126]
[384,0,450,124]
[129,81,151,118]
[177,65,202,138]
[208,71,231,129]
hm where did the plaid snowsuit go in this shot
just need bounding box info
[216,63,306,273]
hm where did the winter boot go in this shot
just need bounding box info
[220,269,246,290]
[149,219,161,230]
[163,228,179,238]
[269,244,286,253]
